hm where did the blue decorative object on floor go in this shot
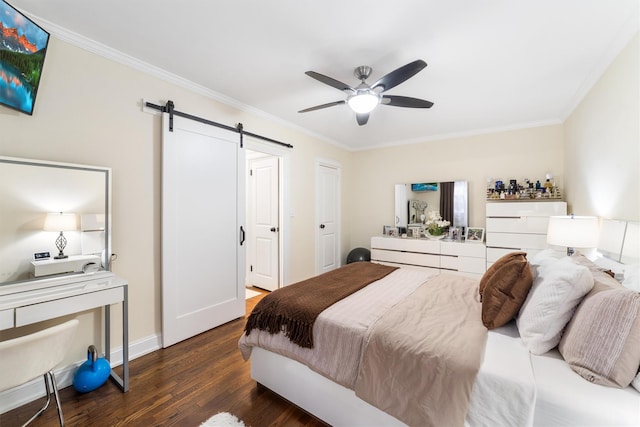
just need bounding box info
[346,247,371,264]
[73,345,110,393]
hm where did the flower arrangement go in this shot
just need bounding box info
[424,211,450,236]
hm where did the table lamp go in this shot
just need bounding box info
[546,215,599,256]
[44,212,78,259]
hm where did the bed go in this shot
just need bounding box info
[239,220,640,426]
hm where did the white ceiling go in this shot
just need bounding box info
[8,0,640,150]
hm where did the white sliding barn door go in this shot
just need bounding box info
[162,113,245,348]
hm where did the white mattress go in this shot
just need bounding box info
[531,349,640,426]
[467,321,536,427]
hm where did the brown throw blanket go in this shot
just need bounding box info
[244,262,397,348]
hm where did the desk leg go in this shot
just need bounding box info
[104,285,129,392]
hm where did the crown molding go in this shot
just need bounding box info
[34,16,345,150]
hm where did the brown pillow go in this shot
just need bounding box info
[481,256,533,329]
[559,286,640,388]
[479,252,527,299]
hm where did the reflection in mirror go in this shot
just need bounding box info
[0,157,111,284]
[395,181,468,230]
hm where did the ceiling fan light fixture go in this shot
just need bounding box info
[347,91,379,114]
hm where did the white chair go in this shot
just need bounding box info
[0,319,79,426]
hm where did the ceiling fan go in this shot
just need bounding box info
[298,59,434,126]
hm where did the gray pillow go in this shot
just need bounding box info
[559,285,640,388]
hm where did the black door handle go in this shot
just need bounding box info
[270,227,279,232]
[319,224,325,229]
[239,226,245,245]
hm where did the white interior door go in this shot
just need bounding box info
[162,113,245,348]
[316,161,340,274]
[247,155,279,291]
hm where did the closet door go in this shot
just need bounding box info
[162,113,245,347]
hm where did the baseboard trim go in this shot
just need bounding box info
[0,333,162,414]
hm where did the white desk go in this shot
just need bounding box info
[0,271,129,392]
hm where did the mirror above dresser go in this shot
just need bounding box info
[394,181,469,230]
[0,157,111,284]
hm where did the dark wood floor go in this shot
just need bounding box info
[0,289,329,427]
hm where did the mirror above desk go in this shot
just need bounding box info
[394,181,468,231]
[0,157,111,284]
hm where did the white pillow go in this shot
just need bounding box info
[517,256,594,354]
[633,371,640,393]
[529,249,564,267]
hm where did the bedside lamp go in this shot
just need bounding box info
[547,215,599,256]
[44,212,78,259]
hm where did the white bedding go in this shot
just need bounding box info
[531,349,640,426]
[240,268,435,388]
[467,321,536,427]
[240,265,640,426]
[240,269,539,426]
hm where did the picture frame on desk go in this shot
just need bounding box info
[448,227,462,241]
[408,226,422,238]
[466,227,485,243]
[383,226,399,237]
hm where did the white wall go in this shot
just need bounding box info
[0,37,353,366]
[349,125,564,249]
[349,33,640,249]
[564,33,639,221]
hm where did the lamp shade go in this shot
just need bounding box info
[547,215,599,249]
[44,212,78,232]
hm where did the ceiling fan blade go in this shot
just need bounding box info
[382,95,434,108]
[356,113,369,126]
[298,100,346,113]
[305,71,355,93]
[370,60,427,92]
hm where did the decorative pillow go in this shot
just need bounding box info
[570,253,621,290]
[517,256,594,354]
[529,248,564,267]
[559,286,640,388]
[479,251,527,298]
[481,253,533,330]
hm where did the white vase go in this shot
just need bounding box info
[425,230,445,240]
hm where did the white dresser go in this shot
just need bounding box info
[370,236,486,277]
[485,201,567,268]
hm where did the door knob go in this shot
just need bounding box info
[319,224,326,229]
[270,227,279,232]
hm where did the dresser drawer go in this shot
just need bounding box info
[0,308,14,330]
[440,255,458,270]
[486,232,548,250]
[440,241,485,257]
[486,217,550,234]
[371,236,439,254]
[15,287,124,327]
[487,247,545,264]
[486,201,567,217]
[487,247,516,263]
[459,256,487,274]
[371,249,440,268]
